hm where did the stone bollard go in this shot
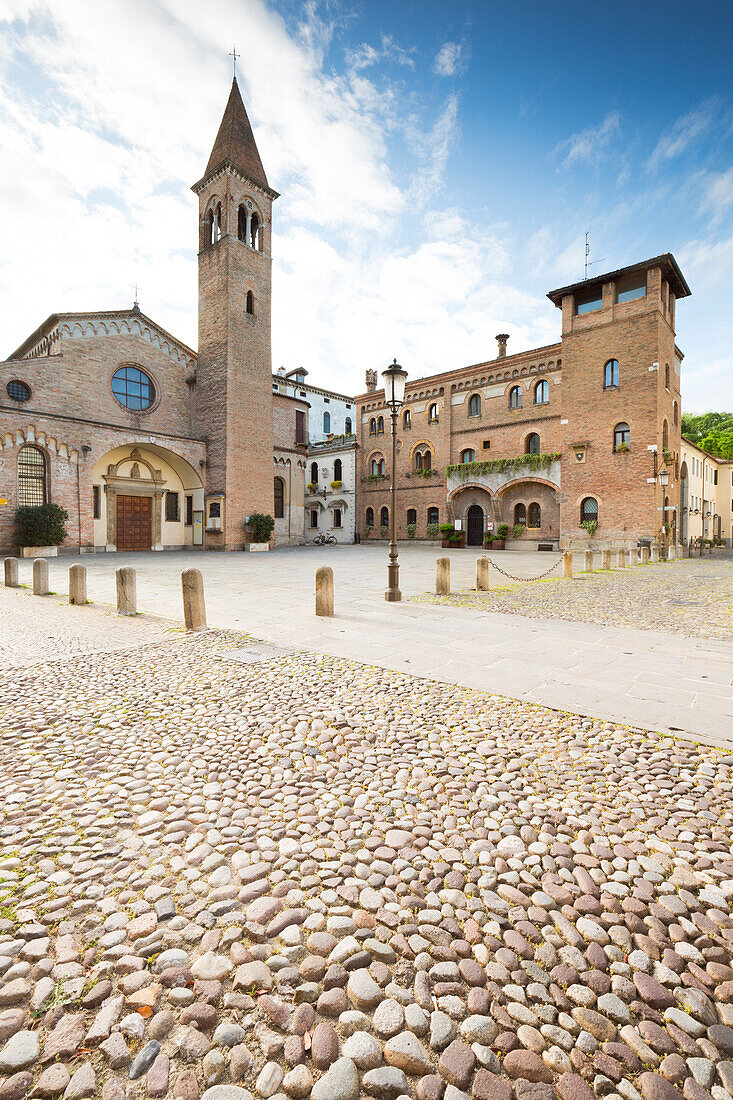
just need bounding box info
[3,557,18,588]
[584,550,594,573]
[615,549,627,569]
[33,559,49,596]
[476,556,489,592]
[436,557,450,595]
[601,550,611,571]
[640,546,650,565]
[182,569,206,631]
[563,551,573,579]
[668,545,676,561]
[651,545,660,564]
[116,568,136,616]
[315,566,334,617]
[69,564,87,605]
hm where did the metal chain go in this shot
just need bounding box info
[485,555,564,582]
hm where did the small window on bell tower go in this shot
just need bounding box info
[246,290,254,315]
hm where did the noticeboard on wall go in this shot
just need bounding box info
[193,511,203,546]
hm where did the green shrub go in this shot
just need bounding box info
[439,522,455,536]
[247,513,275,543]
[407,523,417,538]
[497,524,509,539]
[512,522,525,539]
[581,519,598,538]
[380,524,389,537]
[365,525,373,538]
[484,532,495,544]
[15,504,68,547]
[426,523,440,538]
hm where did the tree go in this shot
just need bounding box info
[681,411,733,458]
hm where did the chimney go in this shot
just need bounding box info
[365,368,378,392]
[496,333,509,358]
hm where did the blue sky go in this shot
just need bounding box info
[0,0,731,409]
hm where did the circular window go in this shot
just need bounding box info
[7,380,31,402]
[112,366,155,411]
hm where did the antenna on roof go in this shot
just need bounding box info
[584,231,605,281]
[229,46,239,80]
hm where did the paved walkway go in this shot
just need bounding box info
[13,545,733,746]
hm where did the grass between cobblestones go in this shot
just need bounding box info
[413,558,733,639]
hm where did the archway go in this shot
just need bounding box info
[466,504,484,546]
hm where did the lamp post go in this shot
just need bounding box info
[382,358,408,602]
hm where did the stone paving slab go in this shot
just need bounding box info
[1,592,733,1099]
[6,547,732,746]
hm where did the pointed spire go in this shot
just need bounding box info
[204,78,270,191]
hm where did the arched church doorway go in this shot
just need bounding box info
[466,504,484,546]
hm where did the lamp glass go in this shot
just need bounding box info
[382,360,407,407]
[659,470,669,486]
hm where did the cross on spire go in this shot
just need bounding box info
[131,282,141,309]
[229,46,238,79]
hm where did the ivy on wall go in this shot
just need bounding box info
[445,452,561,480]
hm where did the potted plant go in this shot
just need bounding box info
[245,513,275,551]
[615,441,630,454]
[330,480,342,490]
[380,524,389,538]
[493,523,508,550]
[440,522,464,548]
[307,482,318,493]
[407,523,417,539]
[364,525,373,539]
[512,522,525,540]
[426,522,440,540]
[484,532,495,549]
[581,519,598,539]
[16,504,68,557]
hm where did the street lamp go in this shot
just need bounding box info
[382,358,408,602]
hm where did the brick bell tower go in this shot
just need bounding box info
[192,79,278,549]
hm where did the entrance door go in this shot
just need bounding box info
[466,504,484,546]
[117,495,152,551]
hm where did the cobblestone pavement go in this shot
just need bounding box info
[1,594,733,1100]
[0,587,178,669]
[414,557,733,640]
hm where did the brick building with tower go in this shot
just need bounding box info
[356,254,693,551]
[0,79,311,554]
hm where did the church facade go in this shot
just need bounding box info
[0,80,289,555]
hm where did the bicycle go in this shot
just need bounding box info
[312,533,337,544]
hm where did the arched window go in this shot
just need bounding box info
[238,205,247,241]
[534,380,549,405]
[514,503,526,525]
[112,366,155,411]
[310,462,318,484]
[323,411,331,434]
[369,418,376,435]
[17,445,47,507]
[673,402,678,426]
[428,403,439,423]
[427,506,439,525]
[509,386,522,409]
[526,433,540,455]
[250,211,260,249]
[207,203,222,245]
[370,456,385,476]
[377,416,384,434]
[366,507,374,528]
[407,508,417,525]
[274,477,284,519]
[604,359,619,389]
[665,363,670,390]
[424,450,432,471]
[528,502,541,528]
[460,449,475,464]
[345,417,352,434]
[403,409,412,429]
[333,459,342,481]
[246,290,254,315]
[581,497,598,525]
[380,506,389,527]
[614,423,630,452]
[415,451,423,472]
[662,419,669,451]
[468,393,481,417]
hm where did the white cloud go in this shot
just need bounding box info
[702,166,733,220]
[648,97,719,171]
[434,42,462,77]
[555,110,621,169]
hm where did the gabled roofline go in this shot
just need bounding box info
[8,308,197,363]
